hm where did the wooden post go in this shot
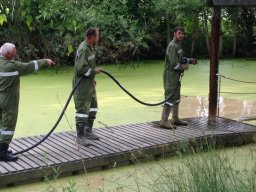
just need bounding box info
[209,7,221,121]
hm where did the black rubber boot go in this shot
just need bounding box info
[172,104,187,126]
[0,142,18,162]
[76,123,91,146]
[160,106,176,129]
[85,119,100,140]
[7,150,12,154]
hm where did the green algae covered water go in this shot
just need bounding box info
[3,59,255,191]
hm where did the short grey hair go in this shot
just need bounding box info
[0,43,16,56]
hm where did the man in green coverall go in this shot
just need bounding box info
[73,28,102,146]
[0,43,55,161]
[160,26,196,129]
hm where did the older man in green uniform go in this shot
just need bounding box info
[160,26,195,129]
[0,43,55,161]
[73,28,102,146]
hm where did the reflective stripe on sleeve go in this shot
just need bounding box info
[0,130,14,136]
[88,54,95,60]
[75,113,88,118]
[84,68,92,76]
[0,71,19,76]
[89,108,98,112]
[32,60,39,71]
[174,63,181,70]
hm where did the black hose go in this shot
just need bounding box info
[100,70,179,106]
[12,76,85,155]
[13,70,178,155]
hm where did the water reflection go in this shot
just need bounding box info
[179,96,256,121]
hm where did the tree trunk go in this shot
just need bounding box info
[232,16,238,57]
[219,24,223,57]
[203,9,210,55]
[190,18,198,57]
[166,12,171,44]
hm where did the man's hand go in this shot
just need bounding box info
[46,59,55,66]
[191,58,197,65]
[95,67,102,74]
[182,64,189,70]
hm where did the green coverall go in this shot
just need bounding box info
[163,38,184,106]
[73,41,98,124]
[0,57,49,144]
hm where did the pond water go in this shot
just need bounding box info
[2,59,256,191]
[179,96,256,121]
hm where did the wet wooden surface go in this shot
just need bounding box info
[0,117,256,187]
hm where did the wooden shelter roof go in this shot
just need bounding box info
[207,0,256,7]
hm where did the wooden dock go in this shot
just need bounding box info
[0,117,256,187]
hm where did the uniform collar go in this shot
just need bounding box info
[173,38,182,46]
[173,38,180,43]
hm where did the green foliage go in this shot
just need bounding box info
[0,14,7,25]
[86,0,148,63]
[0,0,255,64]
[151,139,256,192]
[62,180,78,192]
[0,3,8,25]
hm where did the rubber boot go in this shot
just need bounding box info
[85,119,100,140]
[76,123,91,146]
[160,106,176,129]
[0,142,18,162]
[172,104,187,126]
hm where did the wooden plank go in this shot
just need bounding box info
[62,131,108,156]
[95,134,132,152]
[34,135,80,162]
[96,130,139,150]
[131,123,178,143]
[34,136,86,161]
[144,122,206,141]
[53,132,97,158]
[143,122,186,141]
[64,132,112,156]
[11,140,48,168]
[25,136,68,164]
[0,161,18,172]
[17,137,60,165]
[0,163,10,174]
[99,127,149,148]
[89,131,129,153]
[125,123,173,143]
[0,117,256,187]
[45,134,90,160]
[113,124,163,145]
[0,143,33,172]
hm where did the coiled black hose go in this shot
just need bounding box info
[100,70,179,106]
[12,75,84,155]
[12,70,178,155]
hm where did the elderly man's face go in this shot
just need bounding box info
[6,48,16,60]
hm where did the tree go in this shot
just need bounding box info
[153,0,205,57]
[0,2,8,26]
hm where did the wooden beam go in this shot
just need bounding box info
[209,7,221,120]
[1,117,256,187]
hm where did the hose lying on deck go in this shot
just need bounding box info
[13,70,179,155]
